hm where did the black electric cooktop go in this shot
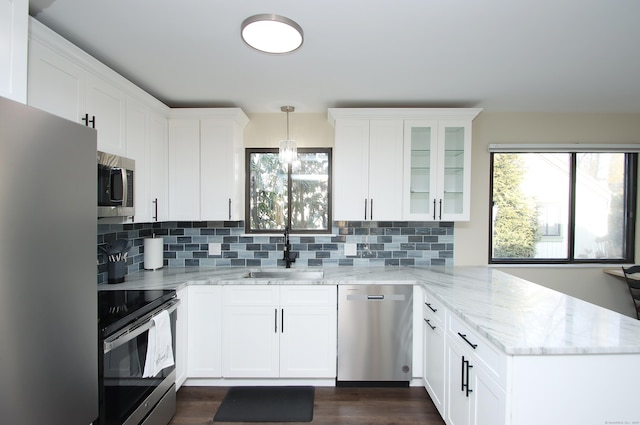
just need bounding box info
[98,289,176,338]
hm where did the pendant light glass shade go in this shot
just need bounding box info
[279,139,297,163]
[241,14,303,54]
[279,106,297,164]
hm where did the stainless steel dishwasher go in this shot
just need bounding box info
[337,285,413,385]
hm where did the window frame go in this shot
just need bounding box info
[489,150,637,265]
[244,147,332,235]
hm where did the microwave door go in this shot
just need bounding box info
[110,168,124,204]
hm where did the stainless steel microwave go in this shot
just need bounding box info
[97,151,135,218]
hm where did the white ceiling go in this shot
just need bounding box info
[29,0,640,114]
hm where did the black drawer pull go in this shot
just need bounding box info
[425,302,437,313]
[424,318,436,330]
[458,332,478,349]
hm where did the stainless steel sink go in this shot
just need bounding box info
[243,270,325,280]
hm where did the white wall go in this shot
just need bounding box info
[244,112,333,148]
[242,111,640,317]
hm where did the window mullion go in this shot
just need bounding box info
[568,153,577,262]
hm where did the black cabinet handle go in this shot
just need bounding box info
[425,302,437,313]
[460,355,466,392]
[424,318,436,330]
[152,198,158,222]
[274,308,278,333]
[464,357,473,397]
[281,308,284,333]
[228,198,232,220]
[438,199,442,220]
[364,198,368,220]
[432,199,436,220]
[370,199,373,220]
[82,113,95,128]
[458,332,478,349]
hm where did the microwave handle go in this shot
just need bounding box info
[120,168,128,205]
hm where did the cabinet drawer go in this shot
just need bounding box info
[422,291,444,324]
[280,285,337,307]
[447,312,506,385]
[223,285,279,305]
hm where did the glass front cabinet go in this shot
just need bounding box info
[403,119,474,221]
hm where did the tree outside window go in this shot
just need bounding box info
[246,148,331,234]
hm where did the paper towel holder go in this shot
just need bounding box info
[144,236,164,271]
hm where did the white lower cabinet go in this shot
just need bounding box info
[222,285,337,379]
[445,336,505,425]
[422,294,446,416]
[422,287,506,425]
[186,286,223,378]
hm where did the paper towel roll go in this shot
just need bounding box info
[144,237,164,270]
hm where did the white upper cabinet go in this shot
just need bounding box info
[329,108,481,222]
[27,18,170,159]
[27,35,87,122]
[168,109,249,221]
[404,117,477,221]
[126,97,168,222]
[28,18,171,223]
[168,119,201,221]
[0,0,28,103]
[330,114,404,221]
[86,74,126,156]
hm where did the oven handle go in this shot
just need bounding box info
[103,298,180,354]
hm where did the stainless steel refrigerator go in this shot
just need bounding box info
[0,96,98,424]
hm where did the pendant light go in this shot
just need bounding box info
[241,14,304,54]
[279,106,297,164]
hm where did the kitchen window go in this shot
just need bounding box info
[489,148,637,264]
[245,148,332,234]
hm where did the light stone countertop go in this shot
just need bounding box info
[100,265,640,356]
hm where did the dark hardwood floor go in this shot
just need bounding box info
[169,386,445,425]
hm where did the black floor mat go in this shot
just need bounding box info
[213,386,315,422]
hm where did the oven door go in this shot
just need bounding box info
[100,299,179,425]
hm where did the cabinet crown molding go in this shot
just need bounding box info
[168,108,249,127]
[327,108,483,126]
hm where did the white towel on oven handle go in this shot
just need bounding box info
[143,309,174,378]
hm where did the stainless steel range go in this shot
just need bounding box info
[98,290,179,425]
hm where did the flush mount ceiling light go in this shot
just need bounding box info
[279,106,297,164]
[241,14,303,54]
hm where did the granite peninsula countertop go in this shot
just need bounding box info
[99,266,640,356]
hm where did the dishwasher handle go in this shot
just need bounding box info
[367,295,384,300]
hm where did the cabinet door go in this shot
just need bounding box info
[27,38,86,122]
[469,366,505,425]
[0,0,27,103]
[403,120,438,220]
[125,99,149,222]
[333,119,370,220]
[86,74,126,156]
[222,305,280,378]
[446,338,471,425]
[423,313,446,416]
[200,119,242,220]
[437,120,472,221]
[279,286,337,378]
[186,286,222,378]
[168,119,200,220]
[368,119,404,220]
[147,111,169,221]
[222,286,280,378]
[175,287,188,388]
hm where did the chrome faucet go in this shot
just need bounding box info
[283,226,296,268]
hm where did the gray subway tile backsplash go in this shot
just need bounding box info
[97,220,454,284]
